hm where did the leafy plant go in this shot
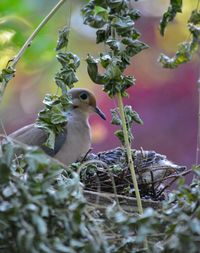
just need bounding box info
[159,0,183,36]
[0,140,109,253]
[159,1,200,68]
[36,26,80,149]
[82,0,148,215]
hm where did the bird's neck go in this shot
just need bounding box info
[67,109,89,124]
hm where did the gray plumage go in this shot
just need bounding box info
[9,124,67,156]
[8,88,106,165]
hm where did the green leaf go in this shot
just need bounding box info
[56,27,70,51]
[96,28,110,43]
[112,16,134,36]
[105,61,122,80]
[0,162,10,184]
[114,129,124,145]
[128,9,141,21]
[56,52,80,70]
[160,0,182,36]
[124,105,143,125]
[1,141,14,166]
[86,54,105,84]
[188,10,200,25]
[108,0,125,9]
[82,3,108,29]
[24,148,50,171]
[100,53,112,68]
[121,38,149,57]
[111,108,121,126]
[0,66,15,82]
[158,40,198,69]
[42,94,59,107]
[31,213,47,235]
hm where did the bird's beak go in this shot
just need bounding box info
[95,107,106,120]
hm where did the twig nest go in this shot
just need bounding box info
[80,147,187,201]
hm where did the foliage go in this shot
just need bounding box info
[159,2,200,68]
[36,26,80,149]
[82,0,148,98]
[0,140,109,253]
[0,139,200,253]
[0,66,15,102]
[111,106,143,145]
[36,93,72,149]
[159,0,183,36]
[102,166,200,253]
[82,0,146,215]
[82,0,147,144]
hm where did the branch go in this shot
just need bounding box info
[0,0,67,104]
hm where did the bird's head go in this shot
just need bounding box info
[68,88,106,120]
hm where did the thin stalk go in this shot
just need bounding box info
[111,29,143,215]
[117,92,143,215]
[0,0,67,104]
[196,77,200,165]
[117,92,148,250]
[12,0,67,68]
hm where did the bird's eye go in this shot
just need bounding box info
[80,92,88,100]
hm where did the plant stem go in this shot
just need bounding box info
[196,77,200,165]
[117,92,143,215]
[117,92,148,250]
[12,0,67,68]
[0,0,67,104]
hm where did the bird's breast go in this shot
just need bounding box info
[54,119,91,166]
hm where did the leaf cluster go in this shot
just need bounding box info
[0,140,108,253]
[82,0,146,146]
[159,6,200,68]
[82,0,148,98]
[36,27,80,149]
[111,106,143,145]
[36,93,72,149]
[0,66,15,101]
[1,138,200,253]
[159,0,182,36]
[55,27,80,92]
[103,166,200,253]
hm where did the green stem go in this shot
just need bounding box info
[12,0,67,68]
[196,77,200,165]
[0,0,67,104]
[117,92,143,215]
[117,92,148,250]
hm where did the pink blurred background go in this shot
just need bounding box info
[0,0,198,173]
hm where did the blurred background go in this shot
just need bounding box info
[0,0,199,173]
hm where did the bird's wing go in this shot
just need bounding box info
[9,123,67,156]
[42,129,67,156]
[9,123,47,146]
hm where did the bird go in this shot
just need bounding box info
[8,88,106,166]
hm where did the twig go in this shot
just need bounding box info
[196,65,200,165]
[11,0,67,68]
[0,0,67,104]
[117,92,144,215]
[78,160,121,207]
[151,169,192,185]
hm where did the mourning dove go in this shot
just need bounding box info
[8,88,106,165]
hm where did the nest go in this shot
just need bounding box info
[80,147,190,202]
